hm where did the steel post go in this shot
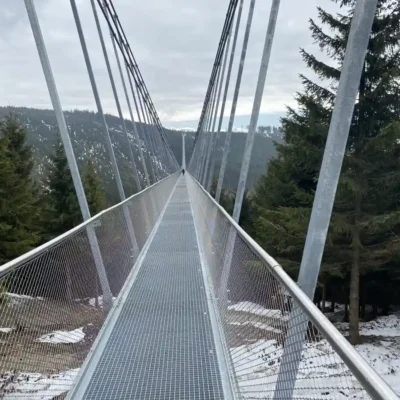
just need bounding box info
[70,0,140,263]
[206,158,215,192]
[111,34,147,188]
[25,0,112,309]
[232,0,280,223]
[196,129,208,181]
[207,23,233,193]
[143,103,161,180]
[273,1,378,398]
[138,94,159,181]
[126,70,156,184]
[182,133,186,169]
[215,0,251,203]
[122,48,150,187]
[220,0,280,334]
[203,65,221,187]
[202,77,219,185]
[198,112,211,183]
[91,0,141,193]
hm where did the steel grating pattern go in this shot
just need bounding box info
[81,178,225,400]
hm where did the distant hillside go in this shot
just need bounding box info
[168,129,281,191]
[0,107,281,202]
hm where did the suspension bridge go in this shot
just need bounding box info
[0,0,398,399]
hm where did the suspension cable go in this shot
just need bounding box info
[96,0,178,166]
[192,0,239,152]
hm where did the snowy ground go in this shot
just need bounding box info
[1,369,79,400]
[232,336,400,399]
[1,293,399,398]
[0,327,14,333]
[228,301,289,321]
[6,292,44,305]
[0,292,103,398]
[75,295,117,308]
[229,301,400,398]
[336,314,400,337]
[37,327,85,344]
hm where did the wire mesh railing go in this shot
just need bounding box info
[0,172,179,399]
[187,174,399,400]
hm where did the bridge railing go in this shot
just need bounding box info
[187,174,398,400]
[0,172,179,399]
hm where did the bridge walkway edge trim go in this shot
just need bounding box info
[188,175,237,400]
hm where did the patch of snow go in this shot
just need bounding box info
[232,337,400,398]
[360,314,400,337]
[336,314,400,337]
[7,293,35,300]
[37,327,85,344]
[324,301,345,312]
[231,311,400,398]
[1,368,79,399]
[40,119,53,130]
[229,321,282,334]
[357,342,400,394]
[228,301,289,321]
[75,295,116,308]
[232,338,350,399]
[89,297,100,307]
[232,126,248,133]
[6,293,44,305]
[88,295,116,308]
[167,126,195,132]
[0,327,14,333]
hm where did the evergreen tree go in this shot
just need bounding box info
[83,159,106,216]
[210,177,235,214]
[238,189,255,235]
[0,116,41,263]
[252,0,400,344]
[44,140,81,238]
[44,141,106,239]
[210,177,255,233]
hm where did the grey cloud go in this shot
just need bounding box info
[0,0,340,125]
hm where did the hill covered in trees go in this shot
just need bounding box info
[176,127,281,189]
[0,106,163,205]
[0,107,280,204]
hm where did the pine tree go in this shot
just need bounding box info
[0,116,41,263]
[210,177,234,215]
[83,159,106,216]
[44,141,107,239]
[44,140,82,238]
[237,189,254,234]
[252,0,400,344]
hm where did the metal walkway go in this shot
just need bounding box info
[76,177,225,400]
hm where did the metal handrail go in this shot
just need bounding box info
[0,171,179,279]
[188,174,399,400]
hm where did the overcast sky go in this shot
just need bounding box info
[0,0,341,129]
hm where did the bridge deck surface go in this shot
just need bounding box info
[79,177,225,400]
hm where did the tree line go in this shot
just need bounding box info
[227,0,400,345]
[257,125,281,137]
[0,115,105,265]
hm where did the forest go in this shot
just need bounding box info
[227,0,400,345]
[0,115,105,264]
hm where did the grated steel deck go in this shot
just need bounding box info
[80,178,225,400]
